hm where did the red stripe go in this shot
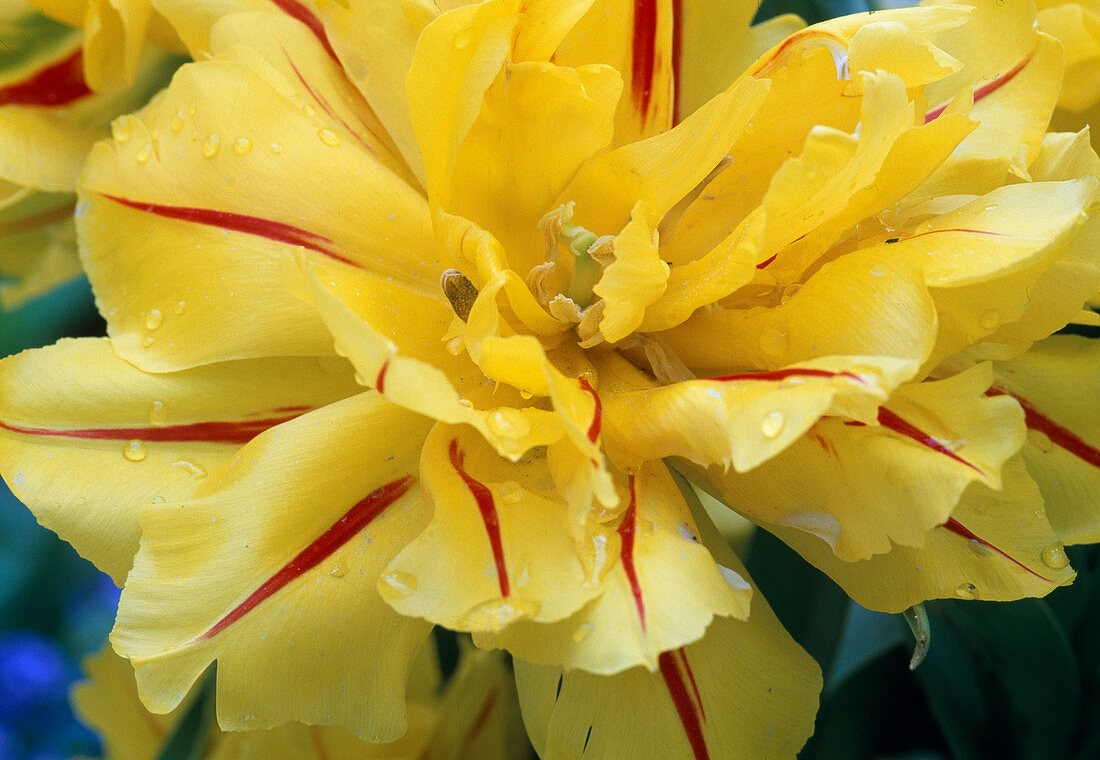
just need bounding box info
[0,414,301,445]
[270,0,340,62]
[876,407,983,475]
[449,439,510,597]
[281,46,382,154]
[375,360,389,394]
[942,517,1053,583]
[755,253,777,269]
[659,650,710,760]
[902,228,1008,242]
[632,0,659,118]
[195,475,413,641]
[0,48,90,107]
[988,388,1100,468]
[671,0,683,125]
[708,368,865,385]
[104,195,357,267]
[926,52,1033,122]
[677,647,705,720]
[619,474,646,631]
[579,378,602,443]
[461,688,499,748]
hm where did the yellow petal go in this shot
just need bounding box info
[515,497,820,760]
[1039,1,1100,112]
[113,392,434,740]
[0,191,82,308]
[993,335,1100,544]
[381,423,607,631]
[592,201,667,343]
[0,338,359,583]
[598,350,914,473]
[769,455,1074,613]
[79,13,434,370]
[475,460,751,675]
[695,364,1028,562]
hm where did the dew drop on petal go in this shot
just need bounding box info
[454,28,472,49]
[233,137,252,155]
[498,481,524,504]
[123,441,147,462]
[488,409,531,439]
[955,582,979,600]
[980,310,1001,330]
[170,110,185,132]
[761,410,785,438]
[380,571,419,598]
[1041,543,1070,570]
[149,400,167,426]
[328,558,349,578]
[144,309,163,330]
[869,263,888,277]
[173,300,186,315]
[136,144,154,164]
[318,128,341,146]
[171,460,207,478]
[269,142,283,154]
[202,133,220,157]
[303,103,316,119]
[141,336,155,348]
[111,116,131,142]
[572,622,594,642]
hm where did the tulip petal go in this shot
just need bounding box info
[769,456,1073,613]
[113,392,434,739]
[0,338,359,583]
[992,335,1100,544]
[593,201,668,343]
[0,190,82,307]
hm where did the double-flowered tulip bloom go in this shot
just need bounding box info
[3,0,1100,757]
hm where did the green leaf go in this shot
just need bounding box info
[154,666,217,760]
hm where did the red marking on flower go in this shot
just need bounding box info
[876,407,983,475]
[632,0,659,118]
[579,378,602,444]
[280,47,382,153]
[942,517,1054,583]
[195,476,413,642]
[270,0,340,62]
[987,387,1100,469]
[708,368,865,385]
[461,687,499,748]
[0,48,90,107]
[902,228,1009,242]
[270,405,311,413]
[659,649,710,760]
[375,360,389,394]
[0,414,303,445]
[104,195,357,267]
[671,0,683,126]
[925,52,1034,122]
[449,439,510,597]
[677,647,705,720]
[755,253,777,269]
[619,474,646,632]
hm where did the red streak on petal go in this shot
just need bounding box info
[270,0,340,62]
[677,647,705,720]
[708,368,865,385]
[987,388,1100,468]
[925,52,1033,123]
[579,377,602,444]
[755,253,777,270]
[619,474,646,632]
[0,48,90,107]
[877,407,984,475]
[449,438,510,597]
[195,475,413,642]
[461,687,499,749]
[281,47,381,154]
[0,414,301,445]
[671,0,683,126]
[942,517,1053,583]
[632,0,659,118]
[104,195,357,267]
[270,405,311,413]
[375,360,389,394]
[659,649,711,760]
[903,228,1008,242]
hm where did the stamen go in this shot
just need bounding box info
[441,269,478,321]
[621,333,695,384]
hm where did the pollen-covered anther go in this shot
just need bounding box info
[441,268,479,321]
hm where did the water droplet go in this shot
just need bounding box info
[173,300,186,315]
[303,103,316,118]
[232,136,252,155]
[498,481,524,504]
[144,308,163,330]
[761,410,785,439]
[955,582,979,600]
[151,495,166,503]
[464,598,540,631]
[515,564,530,588]
[869,263,888,277]
[141,336,155,348]
[328,558,349,577]
[269,142,283,154]
[111,116,131,142]
[572,622,594,642]
[136,143,154,164]
[519,389,533,400]
[123,440,147,462]
[380,570,419,598]
[487,409,531,439]
[317,128,341,146]
[149,400,168,426]
[170,110,185,132]
[1041,543,1070,570]
[980,310,1001,330]
[171,460,207,478]
[202,133,220,157]
[187,100,197,116]
[967,538,993,558]
[458,398,474,408]
[454,28,473,49]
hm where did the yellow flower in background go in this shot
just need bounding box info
[1,0,1099,758]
